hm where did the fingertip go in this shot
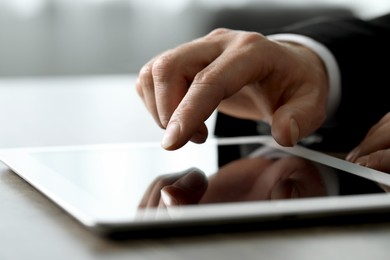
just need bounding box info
[161,121,209,150]
[346,147,360,162]
[161,122,180,150]
[189,124,208,144]
[159,168,208,206]
[176,167,208,192]
[271,119,297,147]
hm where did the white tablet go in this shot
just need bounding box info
[1,135,390,238]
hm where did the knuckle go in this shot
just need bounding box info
[152,51,175,80]
[139,63,152,79]
[234,31,265,47]
[193,69,219,87]
[207,27,231,37]
[137,64,153,87]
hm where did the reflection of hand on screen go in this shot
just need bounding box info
[139,155,327,209]
[200,156,326,203]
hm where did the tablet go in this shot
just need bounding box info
[1,135,390,237]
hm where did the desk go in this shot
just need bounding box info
[0,75,390,260]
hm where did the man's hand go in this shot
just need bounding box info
[136,28,329,150]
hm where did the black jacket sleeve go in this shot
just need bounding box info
[278,14,390,152]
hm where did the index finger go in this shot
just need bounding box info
[161,40,271,150]
[152,39,223,128]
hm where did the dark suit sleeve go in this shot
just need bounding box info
[278,14,390,152]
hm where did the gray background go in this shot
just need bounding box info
[1,0,390,77]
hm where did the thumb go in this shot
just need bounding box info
[271,102,326,146]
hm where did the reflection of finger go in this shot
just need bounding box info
[160,169,208,207]
[138,174,178,208]
[270,180,297,199]
[138,167,207,208]
[138,172,185,208]
[160,189,177,207]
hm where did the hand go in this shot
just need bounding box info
[136,28,329,150]
[346,112,390,173]
[139,155,327,208]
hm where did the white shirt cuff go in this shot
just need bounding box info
[267,33,341,119]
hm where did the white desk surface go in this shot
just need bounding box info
[1,75,390,260]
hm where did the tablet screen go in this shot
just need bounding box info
[31,142,219,211]
[30,138,387,211]
[2,136,390,233]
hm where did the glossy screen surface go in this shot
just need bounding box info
[29,139,387,216]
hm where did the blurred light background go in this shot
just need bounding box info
[1,0,390,77]
[0,0,389,149]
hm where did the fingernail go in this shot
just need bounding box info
[160,189,176,207]
[345,152,354,162]
[290,118,299,145]
[346,148,359,162]
[161,122,180,149]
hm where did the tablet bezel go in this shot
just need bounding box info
[1,136,390,235]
